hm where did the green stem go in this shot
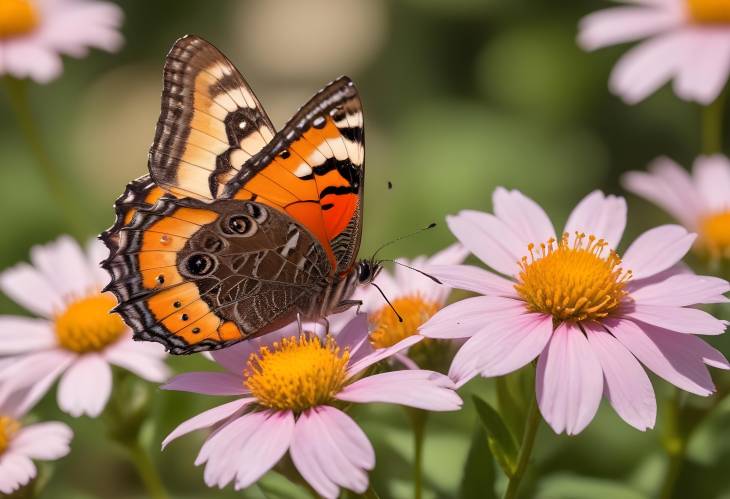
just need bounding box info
[701,88,726,154]
[360,485,380,498]
[123,440,170,499]
[503,395,541,499]
[658,389,685,499]
[2,76,85,233]
[407,408,428,499]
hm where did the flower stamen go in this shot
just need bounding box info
[687,0,730,23]
[0,416,20,454]
[699,210,730,259]
[0,0,39,39]
[54,293,126,353]
[369,294,439,349]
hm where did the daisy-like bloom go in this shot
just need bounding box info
[0,388,72,495]
[0,0,123,83]
[421,188,730,435]
[623,155,730,262]
[162,315,462,498]
[577,0,730,105]
[0,236,170,417]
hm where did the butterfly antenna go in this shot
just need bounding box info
[381,259,443,284]
[371,282,403,323]
[371,222,437,261]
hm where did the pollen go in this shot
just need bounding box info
[54,293,126,353]
[699,210,730,259]
[369,294,440,349]
[514,233,631,322]
[687,0,730,23]
[0,0,39,39]
[0,416,20,455]
[244,335,349,412]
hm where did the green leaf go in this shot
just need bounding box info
[473,395,519,476]
[497,367,536,440]
[459,427,497,499]
[535,473,649,499]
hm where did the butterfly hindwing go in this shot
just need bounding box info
[149,35,276,200]
[102,196,332,353]
[222,76,365,275]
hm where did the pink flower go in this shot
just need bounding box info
[0,236,170,418]
[623,155,730,261]
[577,0,730,104]
[0,0,123,83]
[162,315,462,498]
[0,387,72,495]
[421,188,730,435]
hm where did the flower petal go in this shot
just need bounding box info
[673,31,730,105]
[584,322,656,431]
[420,296,527,340]
[536,322,603,435]
[30,236,97,300]
[57,353,112,417]
[425,264,518,298]
[86,238,112,286]
[162,372,248,396]
[10,422,73,460]
[563,191,627,249]
[0,263,64,318]
[492,188,556,250]
[630,273,730,306]
[693,154,730,212]
[162,398,255,449]
[0,317,56,354]
[0,349,74,406]
[624,304,727,335]
[337,370,462,411]
[0,453,36,495]
[622,225,696,280]
[346,334,422,377]
[233,411,295,490]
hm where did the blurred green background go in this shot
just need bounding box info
[1,0,729,498]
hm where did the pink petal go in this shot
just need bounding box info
[577,4,683,51]
[335,314,371,365]
[291,407,374,498]
[693,154,730,212]
[3,41,63,83]
[608,318,716,395]
[622,225,696,280]
[449,313,553,387]
[420,296,527,340]
[346,335,422,377]
[584,322,656,431]
[536,322,603,435]
[630,273,730,306]
[211,321,300,374]
[57,353,112,417]
[0,263,64,318]
[446,210,524,277]
[162,372,248,396]
[0,453,36,495]
[425,264,518,297]
[162,398,255,449]
[39,0,124,56]
[624,304,726,335]
[0,317,55,354]
[337,370,462,411]
[10,422,72,460]
[104,339,171,382]
[30,236,97,301]
[673,30,730,105]
[492,188,556,250]
[0,349,74,405]
[563,191,627,249]
[233,411,295,490]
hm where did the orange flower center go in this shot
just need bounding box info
[54,293,126,353]
[244,335,349,412]
[0,0,38,39]
[0,416,20,454]
[369,294,440,349]
[699,210,730,259]
[515,233,631,322]
[687,0,730,23]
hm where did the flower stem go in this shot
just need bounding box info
[503,395,541,499]
[406,408,428,499]
[2,76,85,233]
[702,88,726,154]
[658,388,686,499]
[123,440,170,499]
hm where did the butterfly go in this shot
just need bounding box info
[101,35,380,354]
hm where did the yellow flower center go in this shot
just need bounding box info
[244,335,349,412]
[515,233,631,322]
[687,0,730,23]
[54,293,126,353]
[0,0,39,39]
[0,416,20,454]
[699,210,730,259]
[369,294,440,349]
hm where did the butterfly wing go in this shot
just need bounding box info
[102,197,332,353]
[222,76,365,275]
[149,35,276,200]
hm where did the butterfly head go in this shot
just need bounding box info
[356,259,382,285]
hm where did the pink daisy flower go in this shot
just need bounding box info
[577,0,730,105]
[0,387,72,495]
[0,0,123,83]
[421,188,730,435]
[0,236,170,418]
[623,155,730,261]
[161,315,462,498]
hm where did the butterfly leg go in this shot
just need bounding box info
[337,299,363,314]
[296,312,304,336]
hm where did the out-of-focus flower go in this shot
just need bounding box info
[162,315,462,498]
[577,0,730,105]
[623,155,730,262]
[0,388,72,495]
[0,236,170,418]
[422,188,730,435]
[0,0,123,83]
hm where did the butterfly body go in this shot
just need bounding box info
[101,35,375,353]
